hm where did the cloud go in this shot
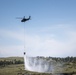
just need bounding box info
[25,34,76,57]
[25,25,76,57]
[0,24,76,57]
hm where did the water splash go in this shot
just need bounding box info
[24,55,57,73]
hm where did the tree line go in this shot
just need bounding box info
[0,56,76,67]
[0,59,24,67]
[48,56,76,63]
[37,56,76,63]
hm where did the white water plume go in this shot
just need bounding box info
[24,55,57,73]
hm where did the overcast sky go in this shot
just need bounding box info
[0,0,76,57]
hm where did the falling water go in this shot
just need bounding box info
[24,55,58,73]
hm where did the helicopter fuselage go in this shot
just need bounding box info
[21,16,30,22]
[21,19,29,22]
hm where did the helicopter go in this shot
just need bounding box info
[17,16,31,22]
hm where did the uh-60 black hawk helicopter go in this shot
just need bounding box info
[17,16,31,22]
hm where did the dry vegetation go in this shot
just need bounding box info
[0,57,76,75]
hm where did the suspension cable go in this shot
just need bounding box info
[24,22,25,53]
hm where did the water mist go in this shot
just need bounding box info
[24,54,58,73]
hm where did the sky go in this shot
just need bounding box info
[0,0,76,57]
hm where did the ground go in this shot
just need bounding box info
[0,57,76,75]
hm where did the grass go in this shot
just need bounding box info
[0,57,76,75]
[0,57,24,75]
[0,64,24,75]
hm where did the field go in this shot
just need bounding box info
[0,57,76,75]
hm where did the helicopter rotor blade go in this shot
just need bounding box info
[16,17,23,19]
